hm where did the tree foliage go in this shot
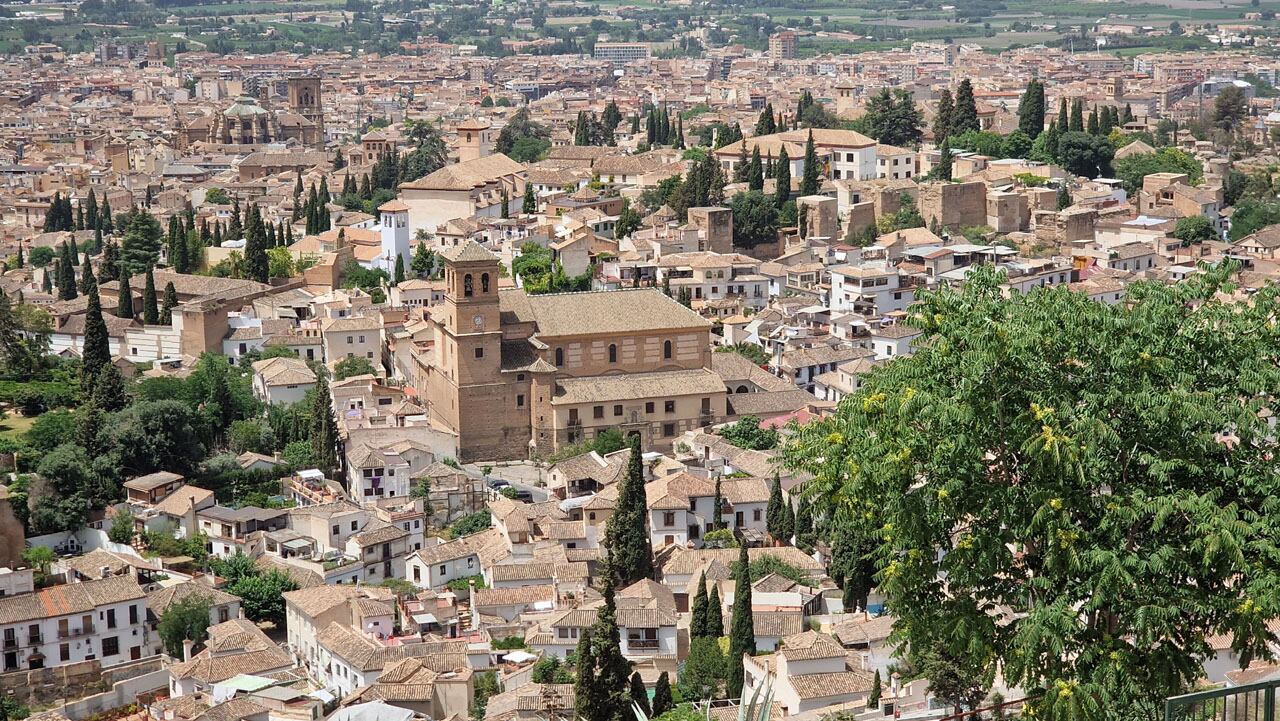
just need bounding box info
[1111,148,1202,194]
[784,262,1280,721]
[157,593,212,658]
[603,434,652,586]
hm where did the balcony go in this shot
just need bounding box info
[26,635,40,646]
[2,638,15,650]
[627,638,660,650]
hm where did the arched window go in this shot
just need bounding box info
[608,344,617,363]
[481,273,490,293]
[555,348,564,366]
[463,274,474,297]
[737,385,749,394]
[663,340,673,360]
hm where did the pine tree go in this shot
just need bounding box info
[726,543,755,699]
[706,585,723,637]
[116,271,134,319]
[868,670,883,708]
[523,183,536,214]
[690,571,709,638]
[951,79,979,135]
[774,147,791,206]
[311,373,340,474]
[652,673,673,718]
[161,281,177,324]
[142,266,159,324]
[747,147,764,192]
[81,288,110,394]
[629,672,651,719]
[767,473,787,541]
[603,434,653,586]
[933,88,954,143]
[800,130,820,196]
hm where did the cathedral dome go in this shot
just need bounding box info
[224,95,268,117]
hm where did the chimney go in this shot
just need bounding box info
[182,639,195,662]
[238,605,246,620]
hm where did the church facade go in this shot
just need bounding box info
[179,77,324,150]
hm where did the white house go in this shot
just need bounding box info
[406,527,502,590]
[743,631,876,716]
[251,356,317,405]
[0,575,149,673]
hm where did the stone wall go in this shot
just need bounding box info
[919,181,986,229]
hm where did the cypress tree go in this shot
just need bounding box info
[629,672,651,719]
[523,183,536,214]
[706,585,723,638]
[800,130,820,196]
[172,225,190,273]
[41,271,51,295]
[1058,98,1069,131]
[244,205,269,283]
[1069,99,1084,132]
[1087,106,1100,135]
[951,79,979,135]
[774,147,791,206]
[868,670,882,708]
[81,288,110,394]
[726,543,755,699]
[713,476,724,530]
[690,571,709,638]
[142,266,159,324]
[100,198,113,234]
[116,271,134,319]
[932,88,954,143]
[934,138,953,181]
[593,586,632,721]
[91,364,128,413]
[394,255,406,285]
[1017,79,1045,139]
[651,673,673,718]
[85,189,98,231]
[781,500,795,543]
[747,147,764,192]
[603,434,653,586]
[57,243,77,301]
[161,281,177,324]
[794,497,815,551]
[14,245,22,269]
[1123,103,1135,124]
[733,142,749,184]
[766,474,786,541]
[573,628,598,720]
[311,373,340,474]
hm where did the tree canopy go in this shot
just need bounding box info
[784,263,1280,721]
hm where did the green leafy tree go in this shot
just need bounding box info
[334,355,377,380]
[726,543,755,698]
[793,496,815,552]
[1171,215,1216,245]
[107,508,135,544]
[1214,86,1249,131]
[681,636,725,701]
[1056,131,1113,179]
[1111,147,1201,194]
[447,511,491,539]
[863,88,924,147]
[719,415,779,450]
[121,208,163,274]
[730,192,779,249]
[615,200,642,240]
[228,570,298,626]
[603,434,653,586]
[412,242,436,277]
[783,262,1280,721]
[157,593,212,657]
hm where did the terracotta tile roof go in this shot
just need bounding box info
[0,575,144,624]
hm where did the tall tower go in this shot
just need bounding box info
[427,241,531,461]
[377,200,411,275]
[287,76,324,148]
[455,117,492,164]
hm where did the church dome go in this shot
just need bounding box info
[224,95,268,117]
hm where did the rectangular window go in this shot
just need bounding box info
[129,605,138,625]
[332,525,339,536]
[351,521,358,531]
[753,509,762,522]
[60,644,69,662]
[664,401,675,413]
[593,406,604,419]
[613,404,623,416]
[663,512,675,527]
[106,609,116,629]
[645,402,655,413]
[517,394,525,408]
[663,423,676,437]
[102,637,119,657]
[475,347,483,359]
